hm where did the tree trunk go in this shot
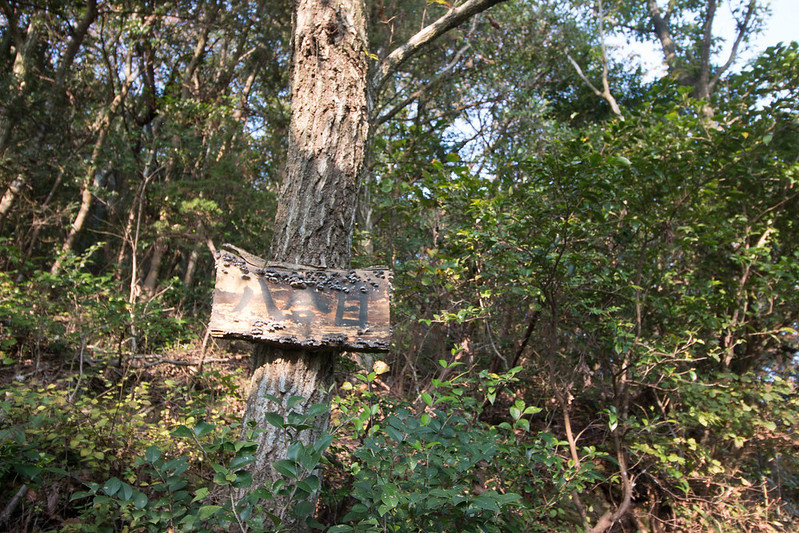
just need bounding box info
[239,0,369,529]
[0,13,42,225]
[183,247,200,287]
[0,2,97,225]
[646,0,755,101]
[267,0,370,268]
[0,11,42,157]
[0,177,24,228]
[142,239,167,296]
[242,346,337,526]
[51,46,134,274]
[239,0,508,528]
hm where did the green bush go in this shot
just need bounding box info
[69,396,334,532]
[0,241,195,366]
[330,363,602,532]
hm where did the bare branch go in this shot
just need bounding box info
[697,0,717,99]
[0,485,28,527]
[373,0,507,89]
[564,0,623,119]
[55,0,98,89]
[567,52,603,96]
[588,432,635,532]
[597,0,620,114]
[375,42,471,125]
[709,0,756,92]
[647,0,684,82]
[566,53,624,119]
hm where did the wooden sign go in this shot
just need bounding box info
[209,248,391,352]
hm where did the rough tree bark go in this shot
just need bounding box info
[240,0,509,529]
[239,0,369,529]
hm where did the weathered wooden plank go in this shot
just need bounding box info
[209,250,391,352]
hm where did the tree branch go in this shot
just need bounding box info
[372,0,507,90]
[565,51,624,120]
[0,484,28,526]
[510,310,540,370]
[588,431,634,532]
[375,42,471,125]
[597,0,620,117]
[566,52,602,96]
[709,0,756,92]
[647,0,687,83]
[55,0,98,89]
[696,0,717,99]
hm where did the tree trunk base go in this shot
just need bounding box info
[239,344,336,530]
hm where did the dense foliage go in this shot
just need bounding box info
[1,0,797,531]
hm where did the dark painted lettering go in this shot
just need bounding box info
[233,286,253,313]
[335,288,369,327]
[258,278,285,320]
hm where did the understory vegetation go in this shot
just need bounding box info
[1,0,798,531]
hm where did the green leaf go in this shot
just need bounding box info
[313,433,334,454]
[133,491,148,509]
[166,476,187,492]
[194,421,215,436]
[192,487,210,503]
[300,450,319,472]
[197,504,222,520]
[233,471,253,489]
[611,155,632,167]
[472,492,501,513]
[297,475,321,494]
[119,482,133,502]
[171,425,193,438]
[70,491,92,501]
[15,464,41,480]
[273,460,298,478]
[514,418,530,432]
[229,454,255,470]
[421,392,433,407]
[758,420,777,431]
[252,487,274,501]
[287,395,306,409]
[264,412,284,428]
[306,403,330,418]
[385,425,403,442]
[102,477,122,496]
[145,445,162,463]
[287,441,304,462]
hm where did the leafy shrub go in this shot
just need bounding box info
[0,241,195,367]
[69,396,334,532]
[0,364,247,529]
[330,363,602,532]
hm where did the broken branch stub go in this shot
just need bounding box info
[210,250,391,352]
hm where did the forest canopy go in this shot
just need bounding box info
[0,0,797,531]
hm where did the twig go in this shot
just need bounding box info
[196,325,212,375]
[373,0,507,89]
[68,336,87,403]
[132,357,229,368]
[375,42,472,125]
[0,484,28,525]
